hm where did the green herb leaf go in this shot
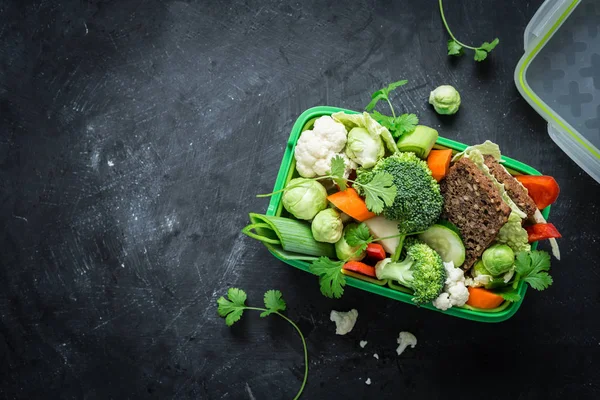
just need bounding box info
[494,287,522,302]
[394,113,419,136]
[474,49,488,61]
[515,250,553,291]
[217,288,247,326]
[260,289,286,317]
[447,39,463,55]
[329,155,347,191]
[381,80,408,96]
[366,93,387,112]
[480,38,499,52]
[345,223,372,247]
[309,257,346,298]
[359,172,397,214]
[365,80,407,113]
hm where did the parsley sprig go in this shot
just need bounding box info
[439,0,499,61]
[365,80,419,140]
[258,156,396,214]
[217,288,308,400]
[495,250,553,302]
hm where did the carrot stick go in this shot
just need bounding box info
[466,287,504,309]
[427,149,453,182]
[327,188,376,222]
[366,243,386,261]
[515,175,560,209]
[343,261,377,278]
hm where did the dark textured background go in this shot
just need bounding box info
[1,0,599,399]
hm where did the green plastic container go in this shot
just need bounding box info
[261,106,551,323]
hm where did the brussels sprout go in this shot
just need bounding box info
[335,223,366,261]
[345,127,385,168]
[311,208,343,243]
[482,244,515,276]
[429,85,461,115]
[282,178,327,220]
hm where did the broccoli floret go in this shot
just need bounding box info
[375,239,446,304]
[357,152,443,231]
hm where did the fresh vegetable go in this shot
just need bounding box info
[364,80,419,140]
[496,250,553,302]
[396,125,439,159]
[363,216,402,254]
[396,331,417,356]
[432,261,469,311]
[262,156,397,215]
[343,261,377,278]
[496,211,531,253]
[311,208,343,243]
[217,288,308,400]
[309,257,346,298]
[466,287,504,309]
[427,149,453,181]
[482,244,515,276]
[345,127,385,168]
[429,85,461,115]
[365,243,386,261]
[332,111,397,155]
[344,222,404,257]
[438,0,499,61]
[330,309,358,335]
[327,188,375,222]
[533,209,560,260]
[243,213,335,258]
[281,178,328,220]
[356,152,443,259]
[514,175,560,209]
[418,223,466,267]
[468,259,514,289]
[335,223,367,262]
[526,223,562,243]
[293,115,354,178]
[375,239,446,304]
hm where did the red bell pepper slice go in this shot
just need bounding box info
[343,261,377,278]
[365,243,386,261]
[526,223,562,243]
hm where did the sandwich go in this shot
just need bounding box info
[439,142,542,271]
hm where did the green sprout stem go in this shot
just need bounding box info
[244,307,308,400]
[438,0,478,50]
[386,98,397,119]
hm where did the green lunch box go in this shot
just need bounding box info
[255,106,551,323]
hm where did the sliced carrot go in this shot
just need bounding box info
[343,261,377,278]
[366,243,386,261]
[327,188,376,222]
[466,287,504,309]
[515,175,560,209]
[427,149,453,182]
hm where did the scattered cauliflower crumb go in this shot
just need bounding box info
[330,309,358,335]
[396,331,417,356]
[294,115,355,178]
[373,353,379,360]
[359,340,368,348]
[365,378,371,385]
[432,261,470,311]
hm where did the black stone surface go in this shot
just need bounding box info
[1,0,599,399]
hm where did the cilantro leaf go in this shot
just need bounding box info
[329,155,347,191]
[309,257,346,298]
[480,38,499,52]
[394,113,419,136]
[381,80,408,96]
[345,223,372,247]
[365,80,407,113]
[217,288,247,326]
[447,39,463,55]
[359,172,397,214]
[366,93,387,112]
[371,111,395,130]
[474,49,488,61]
[515,250,553,291]
[261,289,286,317]
[494,287,522,302]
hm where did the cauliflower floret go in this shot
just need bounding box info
[294,116,350,178]
[432,261,469,311]
[330,309,358,335]
[396,331,417,356]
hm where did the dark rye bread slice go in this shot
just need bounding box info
[440,158,511,271]
[483,155,537,218]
